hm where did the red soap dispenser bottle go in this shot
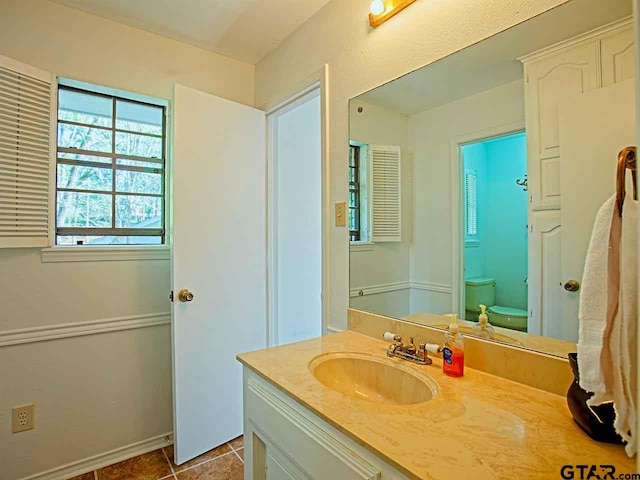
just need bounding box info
[442,314,464,377]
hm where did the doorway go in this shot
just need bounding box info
[459,131,528,331]
[267,89,323,346]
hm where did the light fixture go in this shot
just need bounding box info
[370,0,385,15]
[369,0,417,28]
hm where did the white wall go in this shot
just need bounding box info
[408,80,525,316]
[274,94,323,345]
[254,0,567,331]
[348,100,411,317]
[0,1,255,478]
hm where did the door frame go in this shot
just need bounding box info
[261,65,330,346]
[449,120,525,319]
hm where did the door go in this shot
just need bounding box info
[268,90,322,346]
[557,79,635,342]
[171,84,267,464]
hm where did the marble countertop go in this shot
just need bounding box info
[237,330,634,480]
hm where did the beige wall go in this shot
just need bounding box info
[0,1,254,479]
[348,100,412,317]
[408,79,525,315]
[255,0,568,331]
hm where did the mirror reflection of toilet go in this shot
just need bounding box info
[465,277,528,331]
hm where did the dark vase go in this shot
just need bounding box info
[566,353,624,444]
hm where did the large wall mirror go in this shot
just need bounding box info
[348,0,635,358]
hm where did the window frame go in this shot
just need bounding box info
[464,169,479,246]
[349,144,362,241]
[54,84,167,246]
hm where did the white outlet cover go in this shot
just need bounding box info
[12,403,34,433]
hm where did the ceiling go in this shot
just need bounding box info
[357,0,632,115]
[49,0,332,64]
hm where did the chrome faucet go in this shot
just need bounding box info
[384,332,440,365]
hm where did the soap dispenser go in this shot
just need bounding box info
[472,304,495,339]
[443,314,464,377]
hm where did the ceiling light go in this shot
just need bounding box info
[370,0,385,15]
[369,0,418,28]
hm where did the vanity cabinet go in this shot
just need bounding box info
[521,18,633,211]
[242,369,410,480]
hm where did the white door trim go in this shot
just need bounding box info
[449,120,525,318]
[263,65,331,345]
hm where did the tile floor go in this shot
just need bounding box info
[67,436,244,480]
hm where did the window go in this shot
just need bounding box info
[56,85,166,245]
[348,145,361,241]
[464,170,478,242]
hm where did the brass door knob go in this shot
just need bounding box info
[178,289,194,302]
[563,280,580,292]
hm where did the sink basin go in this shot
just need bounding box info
[309,352,438,406]
[432,325,524,347]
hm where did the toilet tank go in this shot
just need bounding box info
[465,277,496,312]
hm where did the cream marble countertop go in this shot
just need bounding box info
[237,331,634,480]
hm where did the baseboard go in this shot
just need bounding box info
[0,312,171,347]
[19,433,173,480]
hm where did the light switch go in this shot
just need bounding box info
[335,202,347,227]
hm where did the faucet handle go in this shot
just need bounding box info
[383,332,401,342]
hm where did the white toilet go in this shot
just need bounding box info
[465,277,528,332]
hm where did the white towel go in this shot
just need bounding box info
[579,192,638,457]
[610,197,637,456]
[578,195,618,396]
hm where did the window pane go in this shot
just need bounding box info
[349,208,359,231]
[116,100,163,135]
[57,164,112,192]
[56,192,112,228]
[116,195,162,228]
[116,170,163,194]
[58,123,112,153]
[58,89,113,127]
[59,152,111,164]
[117,158,163,170]
[57,235,162,246]
[349,191,359,208]
[115,132,162,159]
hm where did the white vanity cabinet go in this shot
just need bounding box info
[521,18,633,211]
[242,369,411,480]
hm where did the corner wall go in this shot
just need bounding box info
[0,1,255,478]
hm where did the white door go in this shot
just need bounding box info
[268,91,322,346]
[557,79,635,341]
[171,84,267,464]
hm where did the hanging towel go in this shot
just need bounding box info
[610,197,637,456]
[578,195,619,397]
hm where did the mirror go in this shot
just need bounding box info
[348,0,634,358]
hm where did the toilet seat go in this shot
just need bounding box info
[488,305,527,331]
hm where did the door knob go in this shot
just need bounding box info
[563,280,580,292]
[178,289,194,302]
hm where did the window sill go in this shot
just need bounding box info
[350,241,375,252]
[41,245,170,263]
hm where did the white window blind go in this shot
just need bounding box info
[0,55,54,248]
[465,170,478,237]
[370,145,401,242]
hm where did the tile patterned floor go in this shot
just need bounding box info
[67,436,244,480]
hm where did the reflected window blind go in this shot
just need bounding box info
[370,145,401,242]
[465,170,478,237]
[0,56,53,248]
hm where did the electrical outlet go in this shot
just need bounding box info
[335,202,347,227]
[12,403,34,433]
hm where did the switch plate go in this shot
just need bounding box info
[12,403,34,433]
[335,202,347,227]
